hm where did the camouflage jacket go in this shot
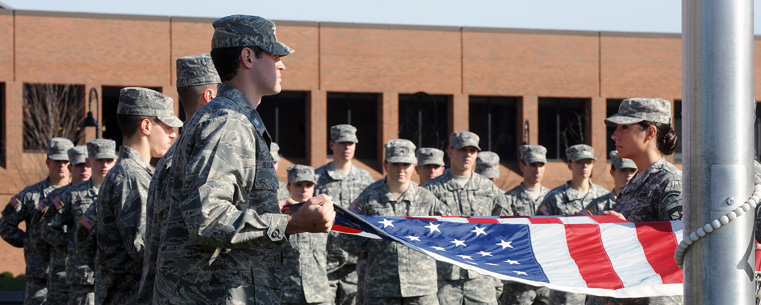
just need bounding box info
[536,181,610,216]
[586,191,617,216]
[278,181,290,200]
[74,201,98,270]
[338,179,446,297]
[613,158,682,222]
[152,84,289,305]
[314,162,374,275]
[0,178,64,279]
[505,184,550,216]
[281,232,331,303]
[96,146,153,305]
[423,170,511,281]
[39,184,72,289]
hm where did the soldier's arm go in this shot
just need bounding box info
[0,195,28,247]
[492,189,513,216]
[41,193,69,251]
[535,193,557,216]
[74,203,98,269]
[178,117,290,249]
[658,180,683,221]
[114,174,150,264]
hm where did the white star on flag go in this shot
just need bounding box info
[424,222,440,234]
[486,263,499,266]
[450,239,466,247]
[497,239,513,249]
[379,218,394,228]
[505,259,519,265]
[478,251,493,257]
[431,246,446,251]
[457,255,473,260]
[471,226,487,236]
[405,235,421,241]
[514,271,528,276]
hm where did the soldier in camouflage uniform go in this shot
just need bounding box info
[315,124,375,305]
[502,145,550,305]
[473,151,505,303]
[338,139,446,305]
[585,150,637,215]
[0,137,73,305]
[39,145,91,305]
[150,15,334,304]
[424,131,511,305]
[282,164,332,305]
[95,87,181,305]
[43,139,117,305]
[272,142,292,200]
[137,53,220,305]
[416,148,446,186]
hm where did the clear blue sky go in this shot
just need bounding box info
[4,0,761,34]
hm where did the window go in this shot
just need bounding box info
[538,98,588,160]
[469,96,518,162]
[755,102,761,162]
[326,93,379,159]
[101,86,162,150]
[606,99,623,158]
[673,100,682,162]
[23,83,85,152]
[0,82,4,167]
[258,91,308,158]
[399,92,449,152]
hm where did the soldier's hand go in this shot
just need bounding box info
[604,210,627,221]
[285,194,336,234]
[279,198,300,214]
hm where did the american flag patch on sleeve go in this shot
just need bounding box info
[38,201,48,213]
[53,197,64,210]
[79,216,94,230]
[10,197,20,209]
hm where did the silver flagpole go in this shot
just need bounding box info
[682,0,756,304]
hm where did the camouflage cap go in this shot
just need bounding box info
[117,87,183,128]
[330,124,359,143]
[47,138,74,161]
[565,144,596,162]
[211,15,294,56]
[176,53,221,88]
[384,139,417,164]
[520,145,547,164]
[605,98,672,126]
[87,139,117,160]
[270,142,281,163]
[287,164,316,184]
[449,131,481,150]
[609,150,637,170]
[67,146,88,165]
[416,147,445,166]
[475,151,500,179]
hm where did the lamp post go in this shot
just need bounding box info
[83,87,100,138]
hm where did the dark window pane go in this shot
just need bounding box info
[606,99,623,158]
[258,91,307,158]
[538,98,587,160]
[327,93,378,159]
[755,102,761,162]
[399,92,449,151]
[673,100,682,162]
[23,83,85,152]
[102,86,161,150]
[469,96,518,162]
[0,83,4,167]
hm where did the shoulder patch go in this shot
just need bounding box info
[53,197,64,210]
[79,216,94,230]
[349,200,361,214]
[38,201,48,213]
[538,204,551,216]
[10,197,20,209]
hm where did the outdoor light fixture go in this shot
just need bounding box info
[83,87,100,138]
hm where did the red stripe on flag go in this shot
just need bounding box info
[467,218,499,224]
[332,224,362,234]
[565,224,625,289]
[528,217,564,224]
[635,222,682,284]
[593,215,630,224]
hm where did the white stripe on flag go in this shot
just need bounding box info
[598,222,662,287]
[670,221,684,244]
[529,223,587,287]
[560,216,598,224]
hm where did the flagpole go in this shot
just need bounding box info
[682,0,755,304]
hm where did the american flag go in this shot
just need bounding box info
[332,205,684,298]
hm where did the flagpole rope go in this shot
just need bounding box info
[674,184,761,269]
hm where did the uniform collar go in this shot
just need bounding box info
[217,84,272,147]
[119,145,153,174]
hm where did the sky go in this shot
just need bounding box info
[3,0,759,34]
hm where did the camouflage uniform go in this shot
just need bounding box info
[316,124,375,305]
[273,142,292,200]
[506,184,550,217]
[586,151,637,216]
[338,140,445,304]
[537,182,610,216]
[0,137,73,305]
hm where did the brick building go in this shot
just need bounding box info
[0,8,760,275]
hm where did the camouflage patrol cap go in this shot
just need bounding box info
[176,54,221,88]
[330,124,359,143]
[117,87,183,128]
[605,98,672,126]
[565,144,596,162]
[270,142,281,163]
[287,164,316,184]
[86,139,117,160]
[67,146,88,165]
[475,151,500,179]
[609,150,637,170]
[416,148,445,166]
[48,138,75,161]
[520,145,547,164]
[384,139,417,164]
[211,15,294,56]
[449,131,481,150]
